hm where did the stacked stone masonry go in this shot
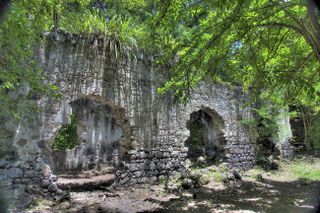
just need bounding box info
[117,145,188,185]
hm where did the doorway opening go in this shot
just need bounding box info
[186,108,225,163]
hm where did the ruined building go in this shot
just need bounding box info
[0,32,258,207]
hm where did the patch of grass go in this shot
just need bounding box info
[209,170,223,183]
[204,166,225,183]
[245,158,320,182]
[189,165,225,183]
[25,198,54,211]
[247,166,265,178]
[290,160,320,181]
[166,175,182,188]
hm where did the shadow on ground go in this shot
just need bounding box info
[155,179,320,213]
[63,179,320,213]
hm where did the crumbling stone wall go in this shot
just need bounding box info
[0,31,257,207]
[0,101,68,209]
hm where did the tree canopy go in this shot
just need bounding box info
[152,0,320,107]
[0,0,320,117]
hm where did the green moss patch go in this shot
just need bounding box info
[52,113,78,150]
[187,121,204,148]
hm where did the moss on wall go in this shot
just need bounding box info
[52,113,78,150]
[188,121,204,148]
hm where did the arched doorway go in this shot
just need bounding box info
[186,107,226,163]
[50,96,130,190]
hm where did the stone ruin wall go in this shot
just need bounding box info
[0,32,257,207]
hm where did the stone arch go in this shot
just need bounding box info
[185,106,226,162]
[51,95,132,175]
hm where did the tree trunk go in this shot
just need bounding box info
[301,107,313,151]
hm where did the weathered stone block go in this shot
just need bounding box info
[7,168,23,179]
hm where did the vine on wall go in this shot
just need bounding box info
[52,114,78,150]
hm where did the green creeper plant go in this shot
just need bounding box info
[52,113,78,150]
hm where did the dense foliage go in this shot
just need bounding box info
[1,0,319,106]
[152,0,320,107]
[0,0,59,118]
[52,113,78,150]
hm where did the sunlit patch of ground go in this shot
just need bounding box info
[159,156,320,212]
[26,156,320,213]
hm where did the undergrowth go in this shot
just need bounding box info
[247,157,320,181]
[290,159,320,181]
[190,164,226,183]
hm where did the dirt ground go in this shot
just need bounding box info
[27,158,320,213]
[159,178,320,212]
